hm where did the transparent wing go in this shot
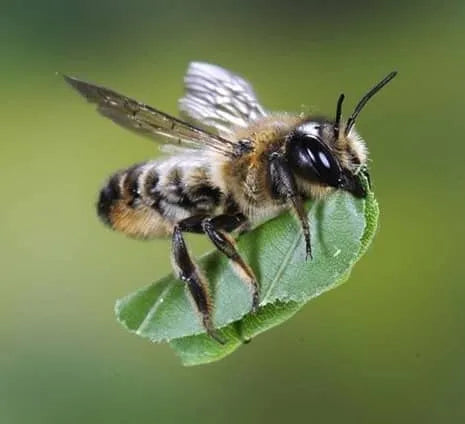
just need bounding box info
[179,62,267,138]
[64,75,237,157]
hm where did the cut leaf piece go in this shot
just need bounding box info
[170,301,304,366]
[116,176,377,358]
[171,185,378,366]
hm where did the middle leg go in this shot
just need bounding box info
[177,213,260,312]
[201,215,260,312]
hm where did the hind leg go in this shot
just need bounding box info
[172,223,225,344]
[178,213,258,311]
[172,214,258,342]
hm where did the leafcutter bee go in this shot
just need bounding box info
[64,62,396,342]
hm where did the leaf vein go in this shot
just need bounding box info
[261,230,302,304]
[136,283,174,335]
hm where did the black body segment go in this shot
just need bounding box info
[97,172,122,226]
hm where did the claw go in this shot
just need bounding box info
[208,329,226,345]
[304,233,313,261]
[203,315,226,345]
[251,290,260,313]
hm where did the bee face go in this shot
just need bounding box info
[286,120,368,198]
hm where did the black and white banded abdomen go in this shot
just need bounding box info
[97,155,225,239]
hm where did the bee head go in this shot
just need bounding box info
[286,121,367,198]
[286,71,397,198]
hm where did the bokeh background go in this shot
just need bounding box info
[1,0,464,422]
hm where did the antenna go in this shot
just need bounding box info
[334,93,345,140]
[345,71,397,136]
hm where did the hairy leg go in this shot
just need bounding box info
[172,213,258,342]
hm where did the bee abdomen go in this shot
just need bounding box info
[97,172,121,227]
[97,162,173,239]
[97,158,225,239]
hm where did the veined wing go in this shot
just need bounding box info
[64,75,237,157]
[179,62,267,138]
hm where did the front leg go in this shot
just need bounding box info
[269,152,312,259]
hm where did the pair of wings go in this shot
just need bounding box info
[64,62,267,158]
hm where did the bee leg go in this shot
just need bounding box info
[201,215,260,313]
[289,195,312,260]
[172,223,225,344]
[269,152,312,259]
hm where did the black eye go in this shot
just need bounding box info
[287,133,342,187]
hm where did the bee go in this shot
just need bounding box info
[64,62,396,343]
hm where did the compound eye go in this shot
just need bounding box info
[287,134,342,187]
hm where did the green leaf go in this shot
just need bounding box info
[115,176,378,365]
[171,185,379,366]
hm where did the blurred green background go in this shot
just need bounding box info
[1,0,464,422]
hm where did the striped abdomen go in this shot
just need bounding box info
[97,156,224,238]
